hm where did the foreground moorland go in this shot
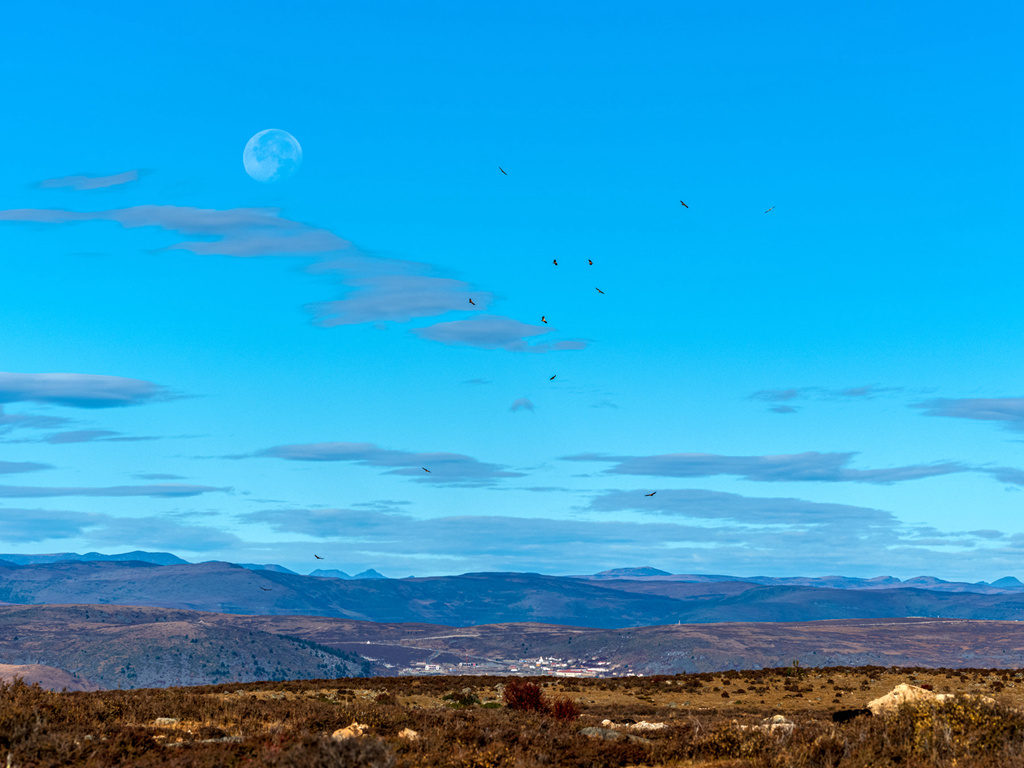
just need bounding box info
[5,667,1024,767]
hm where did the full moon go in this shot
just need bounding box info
[242,129,302,182]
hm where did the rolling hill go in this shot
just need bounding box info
[4,604,1024,690]
[4,559,1024,627]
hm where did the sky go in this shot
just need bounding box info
[0,1,1022,580]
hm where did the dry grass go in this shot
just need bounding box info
[3,666,1024,766]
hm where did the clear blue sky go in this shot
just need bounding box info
[0,0,1022,580]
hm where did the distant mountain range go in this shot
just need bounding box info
[0,552,388,580]
[3,555,1024,627]
[0,551,190,566]
[583,568,1024,592]
[3,552,1020,592]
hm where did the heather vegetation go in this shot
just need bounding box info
[4,667,1024,766]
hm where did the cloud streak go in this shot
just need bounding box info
[1,204,581,352]
[0,484,227,498]
[38,171,139,191]
[0,372,170,409]
[564,451,970,484]
[0,508,104,543]
[912,398,1024,432]
[0,205,560,349]
[0,461,52,475]
[38,430,156,444]
[310,258,582,351]
[250,441,523,486]
[413,315,587,353]
[239,496,1008,577]
[589,487,897,526]
[309,272,491,326]
[750,384,905,412]
[0,507,240,549]
[0,205,349,258]
[0,407,73,434]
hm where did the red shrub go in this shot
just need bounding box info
[549,696,581,722]
[503,679,548,713]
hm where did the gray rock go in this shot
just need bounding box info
[580,727,623,741]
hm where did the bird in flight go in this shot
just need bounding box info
[549,374,556,380]
[314,554,323,560]
[260,586,272,591]
[764,205,776,213]
[595,287,604,294]
[468,298,476,306]
[645,491,657,497]
[552,259,558,266]
[499,167,507,175]
[541,316,547,324]
[588,259,593,266]
[422,467,431,473]
[680,201,689,209]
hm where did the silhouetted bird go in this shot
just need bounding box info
[645,491,657,496]
[541,316,547,324]
[260,586,272,591]
[314,554,323,559]
[468,298,476,306]
[764,205,776,213]
[680,201,689,208]
[499,167,507,175]
[422,467,431,473]
[595,287,604,294]
[550,374,556,380]
[552,259,558,266]
[588,259,593,265]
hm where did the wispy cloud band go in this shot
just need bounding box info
[0,372,170,409]
[38,171,139,191]
[564,450,969,484]
[912,398,1024,432]
[250,441,523,486]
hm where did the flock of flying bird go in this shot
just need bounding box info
[416,175,780,501]
[259,167,776,583]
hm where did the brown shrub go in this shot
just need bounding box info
[549,696,581,722]
[502,679,548,713]
[273,736,395,768]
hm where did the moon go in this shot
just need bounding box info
[242,129,302,182]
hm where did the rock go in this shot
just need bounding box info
[331,721,369,740]
[866,683,997,716]
[580,727,650,745]
[599,719,667,732]
[580,727,623,741]
[398,728,419,741]
[154,718,180,726]
[629,721,668,731]
[739,714,795,735]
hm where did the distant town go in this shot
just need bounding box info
[388,655,629,677]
